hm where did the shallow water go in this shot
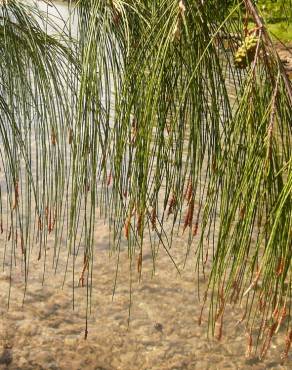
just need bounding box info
[0,2,291,370]
[1,227,291,370]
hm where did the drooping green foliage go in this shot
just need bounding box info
[0,0,291,358]
[0,0,77,293]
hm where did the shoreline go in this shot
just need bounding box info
[275,42,292,75]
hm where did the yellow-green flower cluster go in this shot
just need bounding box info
[234,34,259,69]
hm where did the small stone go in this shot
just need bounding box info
[154,322,163,332]
[0,348,13,366]
[18,356,28,367]
[64,336,78,346]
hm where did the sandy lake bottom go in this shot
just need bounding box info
[0,218,291,370]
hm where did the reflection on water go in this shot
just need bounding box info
[0,2,291,370]
[33,0,77,36]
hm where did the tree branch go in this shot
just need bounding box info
[244,0,292,106]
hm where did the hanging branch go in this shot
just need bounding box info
[244,0,292,105]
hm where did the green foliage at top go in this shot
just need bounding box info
[246,1,292,41]
[256,0,292,22]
